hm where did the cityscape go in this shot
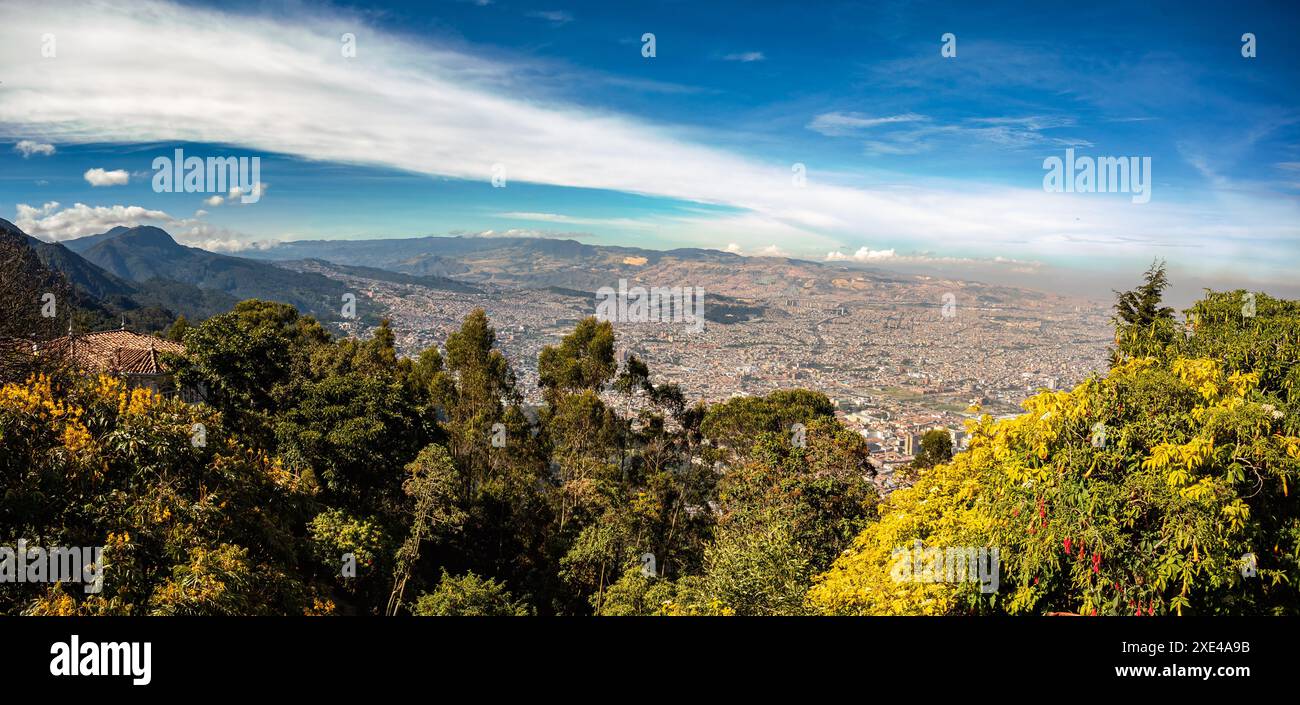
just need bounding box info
[289,247,1113,492]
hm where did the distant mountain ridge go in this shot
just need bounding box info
[64,226,360,323]
[245,234,743,270]
[242,234,770,292]
[239,232,1092,321]
[282,258,484,294]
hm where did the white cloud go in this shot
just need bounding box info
[527,10,572,25]
[825,248,1043,270]
[199,183,267,208]
[807,112,928,137]
[757,244,787,257]
[452,228,589,240]
[810,113,1092,154]
[12,200,272,251]
[723,51,765,62]
[224,182,268,204]
[0,0,1295,283]
[174,220,278,252]
[827,246,896,262]
[724,242,742,254]
[83,167,129,186]
[13,140,55,158]
[15,201,171,240]
[496,211,653,229]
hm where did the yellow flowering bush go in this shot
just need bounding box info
[0,372,319,615]
[810,345,1300,616]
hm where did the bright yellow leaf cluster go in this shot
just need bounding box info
[0,374,94,456]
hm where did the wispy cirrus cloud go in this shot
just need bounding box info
[825,246,1041,271]
[527,10,572,26]
[808,111,1091,154]
[722,51,765,62]
[806,112,928,137]
[451,227,591,240]
[496,211,655,229]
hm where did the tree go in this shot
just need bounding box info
[170,299,330,442]
[274,368,424,514]
[913,429,954,470]
[0,230,74,382]
[164,314,191,343]
[412,571,532,616]
[1111,259,1177,362]
[696,510,812,616]
[546,390,621,532]
[434,309,518,497]
[699,389,835,464]
[387,444,468,615]
[537,317,615,402]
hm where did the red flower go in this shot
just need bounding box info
[1064,537,1073,554]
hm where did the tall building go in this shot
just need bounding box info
[904,432,922,456]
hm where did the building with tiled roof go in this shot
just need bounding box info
[37,326,194,399]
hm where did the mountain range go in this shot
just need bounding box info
[243,233,1049,313]
[243,235,752,291]
[5,218,1096,347]
[2,219,366,330]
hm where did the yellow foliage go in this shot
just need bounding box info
[810,351,1297,616]
[0,374,96,456]
[807,451,990,615]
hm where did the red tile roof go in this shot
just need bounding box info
[39,329,185,375]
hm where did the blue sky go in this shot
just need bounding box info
[1,0,1297,297]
